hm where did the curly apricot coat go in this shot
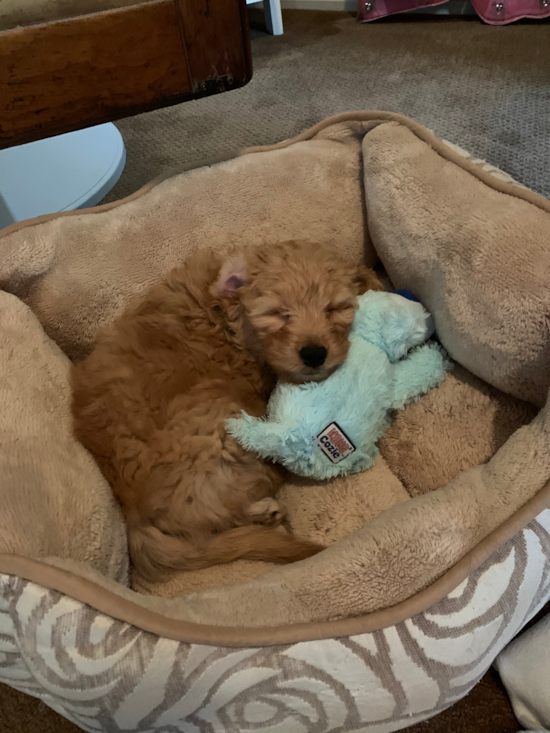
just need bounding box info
[71,241,382,579]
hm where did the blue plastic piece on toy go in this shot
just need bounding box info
[392,289,418,302]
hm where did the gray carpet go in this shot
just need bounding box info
[105,9,550,204]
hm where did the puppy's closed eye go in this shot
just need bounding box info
[267,310,291,323]
[256,315,289,335]
[325,303,354,315]
[325,300,356,327]
[249,300,291,335]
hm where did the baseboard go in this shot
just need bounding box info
[248,0,475,13]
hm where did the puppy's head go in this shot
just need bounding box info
[213,241,382,383]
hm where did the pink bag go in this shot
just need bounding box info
[357,0,550,25]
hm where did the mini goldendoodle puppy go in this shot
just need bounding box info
[71,241,382,579]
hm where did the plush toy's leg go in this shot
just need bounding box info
[225,416,288,461]
[391,343,447,409]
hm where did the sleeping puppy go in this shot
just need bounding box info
[71,240,382,580]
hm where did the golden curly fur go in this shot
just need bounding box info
[71,241,382,580]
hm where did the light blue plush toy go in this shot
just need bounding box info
[226,290,449,480]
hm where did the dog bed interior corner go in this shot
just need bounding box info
[0,111,549,733]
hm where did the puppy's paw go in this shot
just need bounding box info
[247,498,286,526]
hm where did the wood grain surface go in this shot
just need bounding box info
[175,0,252,92]
[0,0,252,147]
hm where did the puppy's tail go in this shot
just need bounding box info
[127,518,323,581]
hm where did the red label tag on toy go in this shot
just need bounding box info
[317,422,356,464]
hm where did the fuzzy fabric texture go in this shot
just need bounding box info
[379,361,538,497]
[0,291,128,583]
[227,291,447,480]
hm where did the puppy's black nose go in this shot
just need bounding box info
[299,345,327,368]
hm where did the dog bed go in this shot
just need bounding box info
[0,111,549,733]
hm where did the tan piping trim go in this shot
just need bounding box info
[240,111,550,213]
[1,478,549,647]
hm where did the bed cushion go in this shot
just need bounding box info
[379,363,538,497]
[0,291,128,581]
[362,121,550,407]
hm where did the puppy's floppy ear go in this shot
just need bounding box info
[211,253,247,297]
[352,263,384,295]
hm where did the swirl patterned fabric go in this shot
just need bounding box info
[1,509,550,733]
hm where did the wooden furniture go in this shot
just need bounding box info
[0,0,252,149]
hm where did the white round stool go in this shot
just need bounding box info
[0,123,126,229]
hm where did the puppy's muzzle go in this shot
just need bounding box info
[299,345,327,368]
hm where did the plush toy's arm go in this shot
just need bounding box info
[353,291,435,363]
[226,414,289,462]
[390,342,448,409]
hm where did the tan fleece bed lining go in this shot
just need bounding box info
[0,111,549,647]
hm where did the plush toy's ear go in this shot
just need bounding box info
[211,253,247,297]
[353,292,434,362]
[353,264,384,294]
[379,294,434,361]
